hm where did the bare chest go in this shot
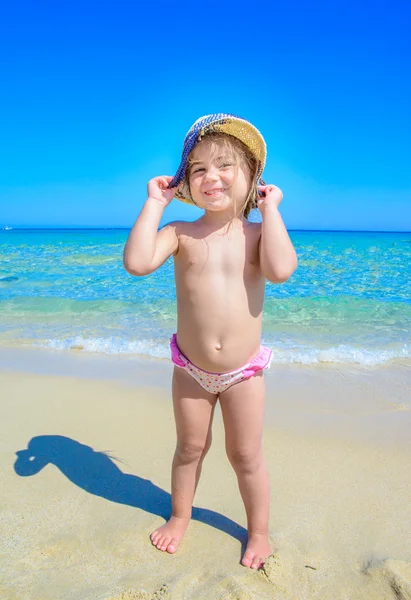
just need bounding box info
[175,226,261,278]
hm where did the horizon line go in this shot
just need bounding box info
[1,227,411,234]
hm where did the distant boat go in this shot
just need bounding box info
[3,225,12,230]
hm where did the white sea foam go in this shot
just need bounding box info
[268,343,411,366]
[36,336,411,367]
[40,336,170,360]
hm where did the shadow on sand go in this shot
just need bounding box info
[14,434,247,545]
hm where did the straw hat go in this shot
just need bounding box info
[169,113,267,205]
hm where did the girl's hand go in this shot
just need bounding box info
[257,185,283,214]
[147,176,179,207]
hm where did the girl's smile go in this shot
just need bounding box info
[203,187,226,196]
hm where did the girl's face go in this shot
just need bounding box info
[187,142,250,213]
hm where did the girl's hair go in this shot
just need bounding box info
[185,132,259,219]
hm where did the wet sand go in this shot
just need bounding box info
[0,351,410,599]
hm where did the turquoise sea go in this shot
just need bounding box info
[0,228,410,367]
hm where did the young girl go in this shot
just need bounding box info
[123,114,298,570]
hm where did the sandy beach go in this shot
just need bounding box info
[1,351,411,600]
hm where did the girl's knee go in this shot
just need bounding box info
[226,445,263,474]
[176,436,212,464]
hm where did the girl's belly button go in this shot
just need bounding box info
[215,343,222,351]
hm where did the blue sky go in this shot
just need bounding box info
[0,0,410,231]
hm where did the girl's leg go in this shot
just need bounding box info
[150,366,218,553]
[219,370,271,569]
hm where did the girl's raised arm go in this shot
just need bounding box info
[123,177,179,276]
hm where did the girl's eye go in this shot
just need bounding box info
[192,163,231,174]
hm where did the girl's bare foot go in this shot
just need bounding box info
[241,532,272,569]
[150,516,190,553]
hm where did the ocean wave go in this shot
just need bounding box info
[267,342,411,366]
[30,336,411,367]
[37,336,170,359]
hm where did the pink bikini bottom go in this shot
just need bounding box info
[170,333,272,394]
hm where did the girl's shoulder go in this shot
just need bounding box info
[161,220,195,237]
